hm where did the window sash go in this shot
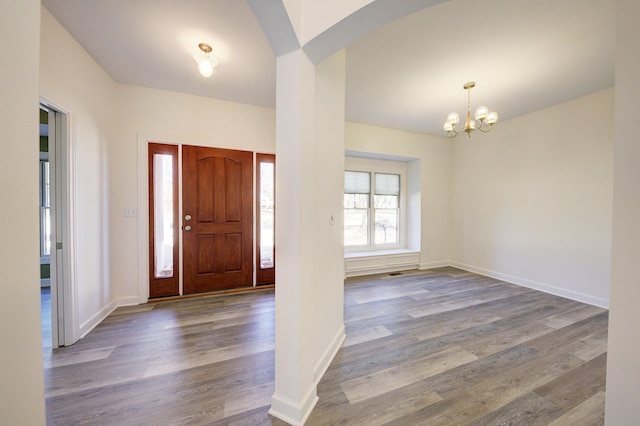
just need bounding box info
[344,208,369,246]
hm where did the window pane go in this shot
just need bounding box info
[260,162,275,269]
[375,209,399,244]
[153,154,174,278]
[345,171,370,194]
[42,161,50,207]
[40,160,51,257]
[344,193,369,209]
[41,207,51,256]
[374,194,398,208]
[344,209,368,246]
[375,173,400,195]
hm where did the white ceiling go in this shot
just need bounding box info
[41,0,615,136]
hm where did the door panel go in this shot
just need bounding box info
[183,145,253,294]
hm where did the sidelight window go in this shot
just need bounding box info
[148,143,179,298]
[152,153,175,278]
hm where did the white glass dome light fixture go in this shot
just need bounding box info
[443,82,499,138]
[193,43,218,77]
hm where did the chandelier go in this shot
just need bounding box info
[443,82,498,138]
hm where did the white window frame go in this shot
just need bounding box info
[40,153,51,262]
[344,157,407,253]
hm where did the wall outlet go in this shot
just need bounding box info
[125,208,137,217]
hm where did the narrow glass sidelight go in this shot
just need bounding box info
[259,161,274,269]
[256,153,275,285]
[148,143,179,297]
[153,153,175,279]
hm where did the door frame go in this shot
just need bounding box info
[148,143,180,298]
[137,136,275,302]
[40,99,78,347]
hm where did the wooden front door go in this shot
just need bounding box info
[182,145,253,294]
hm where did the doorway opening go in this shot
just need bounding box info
[39,103,71,349]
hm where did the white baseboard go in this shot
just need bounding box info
[269,386,319,426]
[314,325,346,383]
[116,295,141,307]
[79,299,118,339]
[268,325,344,425]
[419,260,450,270]
[450,261,609,309]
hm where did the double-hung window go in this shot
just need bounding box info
[344,170,401,248]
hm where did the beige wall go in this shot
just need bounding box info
[451,88,613,307]
[605,0,640,421]
[0,1,46,423]
[312,50,347,382]
[40,6,118,338]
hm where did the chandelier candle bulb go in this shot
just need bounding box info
[446,112,460,125]
[475,106,489,121]
[486,111,499,125]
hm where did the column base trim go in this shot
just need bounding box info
[269,386,319,426]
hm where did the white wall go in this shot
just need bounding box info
[112,84,275,303]
[40,7,118,338]
[312,50,346,382]
[0,1,46,423]
[345,122,452,268]
[605,0,640,422]
[451,88,614,307]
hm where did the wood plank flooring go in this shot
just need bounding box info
[45,267,607,425]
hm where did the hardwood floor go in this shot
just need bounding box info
[45,268,607,425]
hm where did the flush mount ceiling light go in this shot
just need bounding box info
[193,43,218,77]
[443,82,499,138]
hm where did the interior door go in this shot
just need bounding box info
[182,145,253,294]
